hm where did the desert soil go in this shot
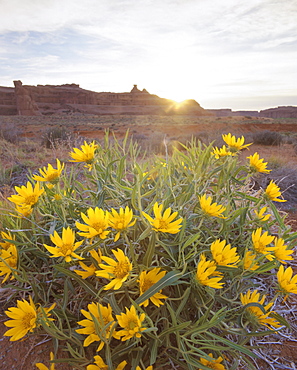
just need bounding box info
[1,114,297,369]
[1,114,297,140]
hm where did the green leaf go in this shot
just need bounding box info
[135,269,183,305]
[243,302,266,315]
[54,265,97,297]
[142,232,156,267]
[159,321,192,338]
[207,332,258,358]
[284,232,297,242]
[269,312,290,328]
[181,232,200,250]
[270,202,286,230]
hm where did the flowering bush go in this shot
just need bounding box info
[1,133,296,370]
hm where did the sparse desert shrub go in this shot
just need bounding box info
[20,140,39,153]
[292,141,297,155]
[41,126,75,148]
[252,130,283,146]
[0,122,22,144]
[255,165,297,212]
[135,132,168,154]
[131,133,149,151]
[0,163,28,188]
[1,132,296,369]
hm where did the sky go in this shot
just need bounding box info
[0,0,296,111]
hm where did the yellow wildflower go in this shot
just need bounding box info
[136,367,153,370]
[86,355,127,370]
[115,305,146,341]
[74,249,102,279]
[240,290,281,329]
[211,145,234,159]
[35,352,55,370]
[142,202,183,234]
[199,353,226,370]
[199,194,226,219]
[69,141,98,170]
[252,227,275,260]
[222,133,252,152]
[243,251,260,271]
[273,237,294,264]
[0,231,15,250]
[76,302,117,351]
[4,296,55,341]
[109,206,136,242]
[247,152,270,173]
[254,206,271,222]
[277,265,297,295]
[32,159,64,183]
[8,181,44,207]
[0,244,18,283]
[15,204,33,218]
[196,254,224,289]
[76,207,110,240]
[53,194,62,201]
[210,239,240,267]
[43,227,83,263]
[138,268,167,307]
[265,180,286,202]
[4,297,37,341]
[96,248,132,290]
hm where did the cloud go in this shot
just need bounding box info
[202,93,297,111]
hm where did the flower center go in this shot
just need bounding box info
[207,363,219,370]
[255,241,266,253]
[60,243,73,255]
[128,318,138,330]
[113,261,130,279]
[115,218,125,230]
[141,278,153,293]
[22,312,36,330]
[84,153,94,162]
[157,219,168,229]
[24,195,38,206]
[92,222,107,232]
[46,172,59,181]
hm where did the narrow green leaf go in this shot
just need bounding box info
[243,302,266,315]
[284,232,297,242]
[175,287,191,318]
[137,226,152,241]
[142,232,156,267]
[207,332,258,358]
[270,202,286,229]
[181,232,200,250]
[135,270,183,305]
[159,321,191,338]
[54,265,97,297]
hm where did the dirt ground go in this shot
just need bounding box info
[1,114,297,369]
[1,114,297,141]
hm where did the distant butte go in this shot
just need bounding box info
[0,81,296,118]
[207,107,297,119]
[0,81,212,116]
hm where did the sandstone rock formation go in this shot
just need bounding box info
[14,80,41,116]
[0,86,17,115]
[0,82,211,116]
[1,81,295,118]
[208,107,297,118]
[259,106,297,119]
